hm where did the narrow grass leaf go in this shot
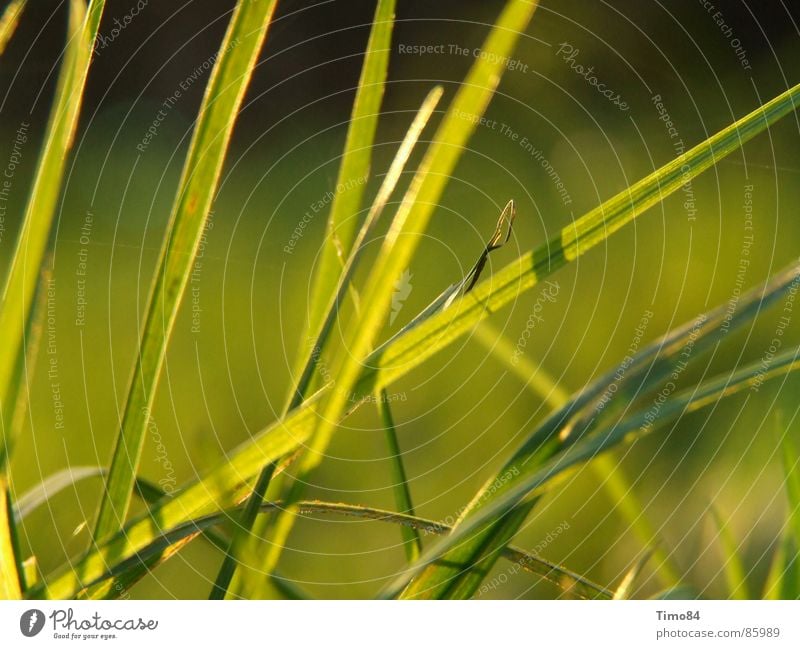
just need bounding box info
[377,393,422,562]
[0,0,101,601]
[92,0,278,544]
[302,0,397,352]
[710,507,749,599]
[613,552,651,600]
[0,0,26,56]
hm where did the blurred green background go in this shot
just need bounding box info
[1,0,799,598]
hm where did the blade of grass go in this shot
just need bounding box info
[0,0,26,56]
[209,463,275,599]
[0,0,101,601]
[710,507,749,599]
[377,392,422,562]
[301,0,397,359]
[613,552,651,599]
[764,428,800,598]
[36,499,610,600]
[91,0,278,544]
[259,0,540,584]
[473,320,680,585]
[382,263,800,598]
[288,86,443,409]
[33,84,800,597]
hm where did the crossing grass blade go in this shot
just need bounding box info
[29,75,800,601]
[257,0,540,580]
[710,507,749,599]
[91,0,279,544]
[0,0,26,56]
[380,262,800,599]
[0,0,103,601]
[300,0,396,357]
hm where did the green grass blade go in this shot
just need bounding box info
[377,392,422,562]
[366,81,800,392]
[381,262,800,598]
[0,0,26,56]
[209,463,275,599]
[0,476,21,598]
[289,86,442,408]
[301,0,397,354]
[764,428,800,598]
[710,507,749,599]
[259,0,540,582]
[92,0,278,544]
[34,499,610,600]
[613,552,651,600]
[0,0,101,601]
[474,320,681,585]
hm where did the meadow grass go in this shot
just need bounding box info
[1,0,799,601]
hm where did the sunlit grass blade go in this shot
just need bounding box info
[380,262,800,599]
[473,320,681,585]
[0,0,26,56]
[0,0,102,601]
[301,0,397,357]
[288,86,442,409]
[33,499,610,600]
[209,463,275,599]
[710,507,749,599]
[92,0,278,544]
[377,392,422,562]
[259,0,540,582]
[613,552,651,599]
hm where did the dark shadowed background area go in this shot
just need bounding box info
[1,0,799,598]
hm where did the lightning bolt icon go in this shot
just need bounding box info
[28,611,38,632]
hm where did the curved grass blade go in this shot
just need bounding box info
[381,263,800,598]
[301,0,397,356]
[0,0,26,56]
[92,0,279,544]
[260,0,540,581]
[35,500,610,600]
